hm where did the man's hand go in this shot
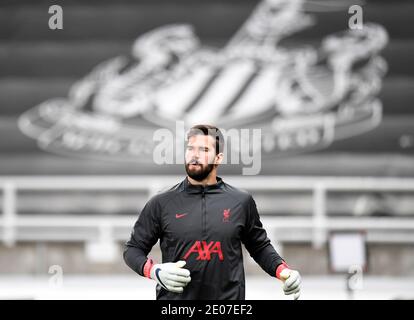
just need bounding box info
[149,260,191,293]
[279,268,301,300]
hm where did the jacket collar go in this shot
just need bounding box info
[183,176,224,194]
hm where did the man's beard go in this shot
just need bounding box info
[185,161,215,182]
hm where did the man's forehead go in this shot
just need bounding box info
[187,135,215,147]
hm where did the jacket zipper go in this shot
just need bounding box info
[201,188,206,239]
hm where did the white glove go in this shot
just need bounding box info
[280,268,301,300]
[150,260,191,293]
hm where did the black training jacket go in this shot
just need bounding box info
[123,176,284,300]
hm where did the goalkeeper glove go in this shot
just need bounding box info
[143,259,191,293]
[276,262,301,300]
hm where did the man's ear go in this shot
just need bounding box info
[214,152,224,165]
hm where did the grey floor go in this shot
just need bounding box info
[0,275,413,300]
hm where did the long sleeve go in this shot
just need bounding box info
[241,195,285,277]
[123,196,162,276]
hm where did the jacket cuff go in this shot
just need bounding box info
[275,261,290,279]
[143,258,155,278]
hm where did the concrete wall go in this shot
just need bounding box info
[0,242,413,276]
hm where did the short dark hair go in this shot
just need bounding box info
[186,124,224,154]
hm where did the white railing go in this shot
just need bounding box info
[1,175,414,249]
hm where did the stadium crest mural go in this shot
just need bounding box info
[18,0,388,163]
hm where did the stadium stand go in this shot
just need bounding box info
[0,0,413,277]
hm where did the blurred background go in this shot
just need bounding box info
[0,0,413,299]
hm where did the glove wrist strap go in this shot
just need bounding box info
[276,261,290,280]
[143,258,155,279]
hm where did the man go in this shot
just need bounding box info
[123,124,301,300]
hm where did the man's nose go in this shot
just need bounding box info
[191,149,200,158]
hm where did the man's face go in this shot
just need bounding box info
[185,135,218,181]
